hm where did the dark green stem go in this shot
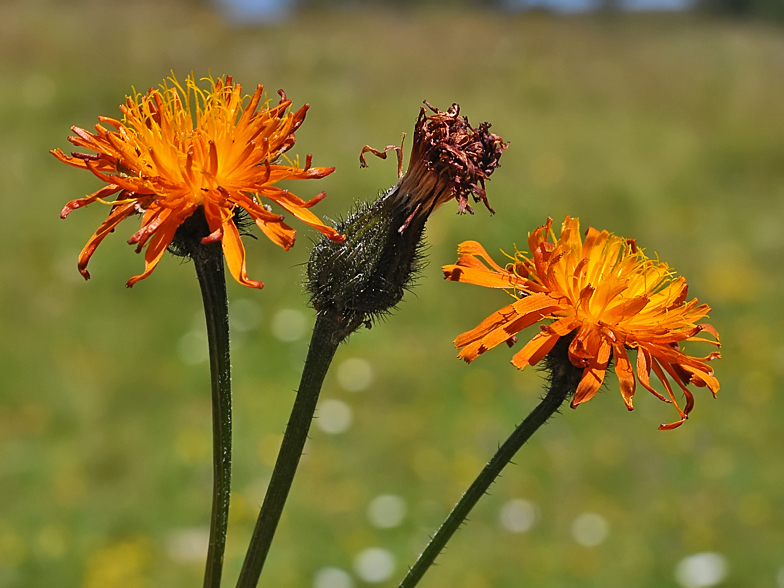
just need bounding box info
[191,237,233,588]
[398,347,580,588]
[237,311,343,588]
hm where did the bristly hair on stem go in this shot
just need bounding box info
[306,193,429,338]
[168,208,257,259]
[397,335,582,588]
[169,207,234,588]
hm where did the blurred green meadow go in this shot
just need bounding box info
[1,1,783,586]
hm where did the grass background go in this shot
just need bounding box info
[1,1,783,586]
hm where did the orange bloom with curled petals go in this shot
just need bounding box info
[443,216,721,430]
[52,74,343,289]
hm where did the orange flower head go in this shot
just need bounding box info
[443,216,721,430]
[53,74,344,289]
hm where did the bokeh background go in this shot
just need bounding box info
[2,0,783,586]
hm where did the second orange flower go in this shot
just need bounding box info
[443,216,721,429]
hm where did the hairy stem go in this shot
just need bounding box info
[188,222,233,588]
[237,312,343,588]
[398,343,580,588]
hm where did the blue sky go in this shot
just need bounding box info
[217,0,692,24]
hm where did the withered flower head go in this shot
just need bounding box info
[391,101,506,218]
[443,216,721,430]
[307,101,507,338]
[53,74,343,289]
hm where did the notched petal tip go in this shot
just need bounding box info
[457,345,480,363]
[442,266,464,282]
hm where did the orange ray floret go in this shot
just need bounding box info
[53,74,344,289]
[443,216,721,430]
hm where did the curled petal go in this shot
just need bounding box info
[61,184,123,218]
[454,241,508,273]
[679,363,720,395]
[635,346,670,403]
[656,361,696,430]
[77,201,138,279]
[126,216,180,288]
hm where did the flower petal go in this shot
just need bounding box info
[572,339,611,407]
[256,218,296,251]
[220,215,264,289]
[636,347,670,402]
[76,201,138,280]
[613,344,636,410]
[61,184,123,218]
[442,262,521,289]
[510,328,561,370]
[126,214,181,287]
[454,293,560,349]
[262,187,344,243]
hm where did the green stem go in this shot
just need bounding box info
[237,312,343,588]
[398,351,579,588]
[191,239,233,588]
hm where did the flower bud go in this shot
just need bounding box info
[307,102,507,338]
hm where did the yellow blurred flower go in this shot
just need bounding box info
[53,74,343,289]
[443,216,721,429]
[83,537,151,588]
